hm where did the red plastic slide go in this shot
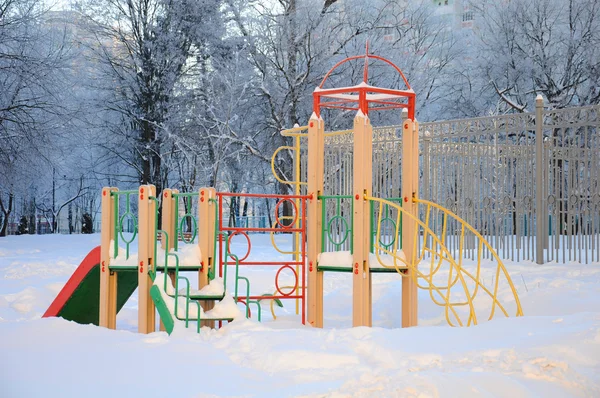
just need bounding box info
[43,246,101,319]
[43,246,138,325]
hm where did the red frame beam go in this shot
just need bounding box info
[313,48,416,120]
[217,192,308,325]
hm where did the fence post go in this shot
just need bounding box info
[422,132,431,202]
[535,95,545,265]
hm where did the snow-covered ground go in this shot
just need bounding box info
[1,233,599,397]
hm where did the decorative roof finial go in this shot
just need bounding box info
[363,40,370,83]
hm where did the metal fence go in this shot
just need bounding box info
[314,100,600,264]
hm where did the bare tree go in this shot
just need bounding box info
[0,0,71,236]
[80,0,223,196]
[469,0,600,112]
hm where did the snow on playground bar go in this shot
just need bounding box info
[43,47,523,334]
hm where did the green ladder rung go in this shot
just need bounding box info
[317,265,353,273]
[108,265,138,271]
[369,267,407,273]
[150,285,175,334]
[165,292,225,301]
[155,265,203,271]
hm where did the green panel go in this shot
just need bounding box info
[317,265,404,274]
[150,285,174,335]
[109,266,138,271]
[317,265,353,273]
[155,265,202,272]
[115,270,138,314]
[369,267,406,274]
[58,266,138,326]
[187,293,225,300]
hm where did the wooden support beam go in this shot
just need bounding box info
[352,112,373,327]
[138,184,156,334]
[401,119,419,327]
[307,113,324,327]
[199,187,216,328]
[99,187,118,329]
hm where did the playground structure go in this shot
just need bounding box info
[44,49,524,333]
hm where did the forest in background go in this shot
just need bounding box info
[1,0,598,235]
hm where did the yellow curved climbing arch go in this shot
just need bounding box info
[367,195,524,327]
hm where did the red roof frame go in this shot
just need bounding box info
[313,45,416,120]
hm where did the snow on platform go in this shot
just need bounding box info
[153,274,242,320]
[109,241,203,269]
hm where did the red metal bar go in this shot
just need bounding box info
[315,86,365,96]
[368,54,412,90]
[301,197,307,324]
[368,100,409,106]
[315,86,414,98]
[218,194,223,278]
[216,193,308,324]
[359,89,368,115]
[363,86,415,97]
[313,92,321,118]
[368,105,411,112]
[217,192,310,200]
[408,96,416,120]
[320,104,360,111]
[317,99,357,106]
[318,54,365,88]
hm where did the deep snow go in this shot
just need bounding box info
[1,233,599,397]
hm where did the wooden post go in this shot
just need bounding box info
[401,117,418,327]
[161,189,175,252]
[99,187,118,329]
[199,187,216,327]
[307,113,324,327]
[138,184,157,334]
[352,111,373,327]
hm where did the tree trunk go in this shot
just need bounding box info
[68,202,73,234]
[0,192,14,236]
[28,198,36,235]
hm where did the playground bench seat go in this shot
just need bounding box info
[185,292,226,300]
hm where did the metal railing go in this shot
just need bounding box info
[316,101,600,264]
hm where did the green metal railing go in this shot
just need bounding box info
[319,195,353,253]
[370,197,403,253]
[111,190,139,262]
[225,235,261,321]
[152,194,260,332]
[318,195,403,255]
[173,192,199,251]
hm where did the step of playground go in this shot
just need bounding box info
[317,251,408,273]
